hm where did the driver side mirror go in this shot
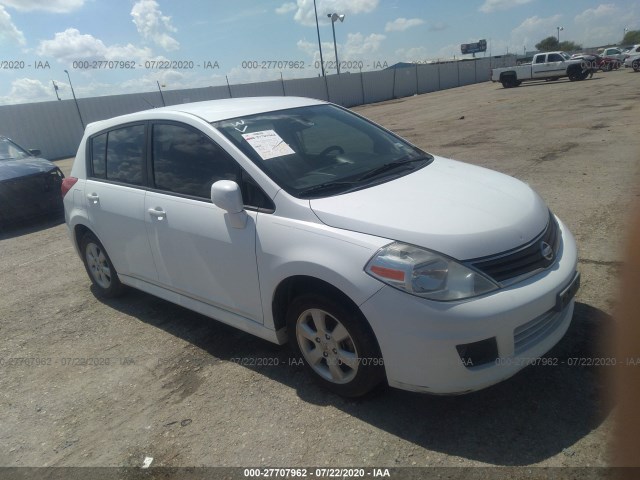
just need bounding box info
[211,180,247,229]
[29,149,41,157]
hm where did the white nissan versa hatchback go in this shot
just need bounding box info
[62,96,580,397]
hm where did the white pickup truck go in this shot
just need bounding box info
[491,51,589,88]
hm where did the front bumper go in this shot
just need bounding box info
[359,217,579,394]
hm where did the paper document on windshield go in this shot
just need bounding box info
[242,130,295,160]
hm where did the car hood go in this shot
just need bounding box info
[309,156,550,260]
[0,158,58,182]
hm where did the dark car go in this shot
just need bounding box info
[571,53,620,72]
[0,136,64,228]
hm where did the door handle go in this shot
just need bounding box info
[87,193,99,204]
[148,208,166,220]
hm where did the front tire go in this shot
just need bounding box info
[633,60,640,72]
[80,232,124,298]
[568,67,584,81]
[286,293,385,397]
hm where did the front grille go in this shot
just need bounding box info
[468,212,560,285]
[514,306,566,355]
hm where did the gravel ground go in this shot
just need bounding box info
[1,70,639,475]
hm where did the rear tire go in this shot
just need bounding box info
[500,76,517,88]
[80,232,124,298]
[286,293,385,397]
[633,60,640,72]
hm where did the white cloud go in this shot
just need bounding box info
[36,28,154,64]
[342,32,385,57]
[279,0,379,27]
[480,0,533,13]
[510,14,562,48]
[575,3,618,23]
[428,21,448,32]
[0,78,53,105]
[275,2,296,14]
[573,4,629,45]
[0,5,24,45]
[131,0,179,51]
[0,0,84,13]
[395,46,428,62]
[385,17,424,32]
[297,32,385,71]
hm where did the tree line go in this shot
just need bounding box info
[534,29,640,53]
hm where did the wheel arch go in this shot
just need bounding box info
[272,275,364,333]
[567,63,581,74]
[271,275,383,360]
[499,71,517,82]
[73,223,94,252]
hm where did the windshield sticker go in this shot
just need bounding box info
[241,130,295,160]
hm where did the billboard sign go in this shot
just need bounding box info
[461,39,487,55]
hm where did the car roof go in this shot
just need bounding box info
[85,96,328,134]
[157,96,327,122]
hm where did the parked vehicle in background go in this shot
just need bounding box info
[62,97,580,397]
[491,51,589,88]
[0,136,64,228]
[623,45,640,71]
[625,56,640,72]
[599,47,627,63]
[622,44,640,56]
[570,54,600,75]
[571,53,620,73]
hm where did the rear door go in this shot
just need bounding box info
[85,124,158,281]
[532,53,565,78]
[144,122,264,322]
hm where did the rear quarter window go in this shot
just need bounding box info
[90,133,106,178]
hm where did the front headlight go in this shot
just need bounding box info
[365,242,499,301]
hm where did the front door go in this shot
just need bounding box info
[144,122,263,322]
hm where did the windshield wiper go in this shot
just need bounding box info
[356,155,429,182]
[297,155,431,198]
[297,180,359,198]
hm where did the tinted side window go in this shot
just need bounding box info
[90,133,107,178]
[152,123,239,199]
[547,54,563,62]
[106,125,145,185]
[535,55,546,64]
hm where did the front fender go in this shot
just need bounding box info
[255,214,389,331]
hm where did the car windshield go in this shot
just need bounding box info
[213,104,432,198]
[0,137,31,160]
[561,52,572,60]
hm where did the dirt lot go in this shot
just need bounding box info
[1,70,639,473]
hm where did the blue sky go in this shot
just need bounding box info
[0,0,638,105]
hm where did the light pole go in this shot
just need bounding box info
[327,13,345,74]
[157,80,166,106]
[557,26,564,43]
[624,26,629,43]
[52,80,61,101]
[64,69,84,129]
[313,0,325,77]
